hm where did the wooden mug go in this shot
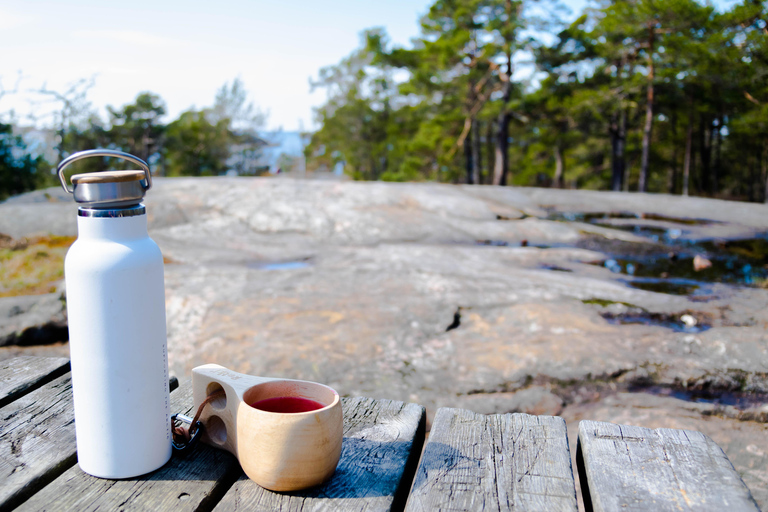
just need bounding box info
[192,364,343,491]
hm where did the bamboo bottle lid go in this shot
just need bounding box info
[57,150,154,210]
[71,170,146,185]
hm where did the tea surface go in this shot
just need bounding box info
[249,396,325,413]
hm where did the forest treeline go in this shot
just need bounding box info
[0,79,269,200]
[306,0,768,201]
[1,0,766,202]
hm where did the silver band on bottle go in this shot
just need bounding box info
[78,204,146,218]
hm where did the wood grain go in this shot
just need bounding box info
[405,407,578,512]
[577,420,761,512]
[16,382,243,512]
[0,356,70,409]
[212,396,426,512]
[0,373,77,511]
[71,170,144,184]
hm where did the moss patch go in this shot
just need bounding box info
[581,298,639,308]
[0,235,76,297]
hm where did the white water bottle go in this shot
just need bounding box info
[59,150,171,478]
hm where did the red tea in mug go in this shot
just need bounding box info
[249,396,325,413]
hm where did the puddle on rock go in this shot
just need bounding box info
[543,208,716,227]
[594,245,768,286]
[477,239,512,247]
[593,224,680,244]
[600,310,711,332]
[476,239,543,248]
[641,213,719,226]
[582,298,638,308]
[544,210,638,223]
[247,259,312,271]
[702,237,768,262]
[540,264,572,272]
[581,298,712,333]
[627,279,703,296]
[576,235,667,257]
[584,298,711,331]
[527,209,768,295]
[633,386,768,410]
[597,254,763,283]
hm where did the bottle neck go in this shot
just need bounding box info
[78,204,145,218]
[76,206,149,241]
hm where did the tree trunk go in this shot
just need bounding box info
[623,151,633,192]
[750,153,758,202]
[668,108,678,194]
[683,107,694,197]
[699,116,712,194]
[638,87,654,192]
[486,120,494,185]
[493,12,514,187]
[613,109,629,192]
[615,109,627,191]
[638,22,655,193]
[493,113,509,186]
[472,119,481,185]
[609,59,624,192]
[553,142,565,188]
[465,123,474,184]
[713,114,722,195]
[610,111,621,191]
[763,144,768,204]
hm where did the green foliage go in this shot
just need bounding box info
[307,1,538,184]
[163,110,231,177]
[306,0,768,202]
[2,0,767,202]
[59,115,112,175]
[0,123,48,200]
[306,28,403,180]
[211,78,267,132]
[107,92,166,163]
[0,78,270,193]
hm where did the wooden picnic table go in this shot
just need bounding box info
[1,356,761,511]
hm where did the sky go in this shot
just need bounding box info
[1,0,733,132]
[2,0,593,131]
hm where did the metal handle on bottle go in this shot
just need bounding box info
[57,149,153,194]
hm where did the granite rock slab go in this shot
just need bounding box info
[2,178,767,506]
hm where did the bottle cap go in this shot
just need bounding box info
[58,150,153,208]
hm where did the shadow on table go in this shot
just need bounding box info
[281,437,419,500]
[408,441,474,493]
[127,436,421,507]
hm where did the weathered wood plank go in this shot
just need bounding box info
[0,356,69,409]
[405,407,578,512]
[16,382,243,512]
[577,420,761,512]
[0,373,77,511]
[212,396,426,512]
